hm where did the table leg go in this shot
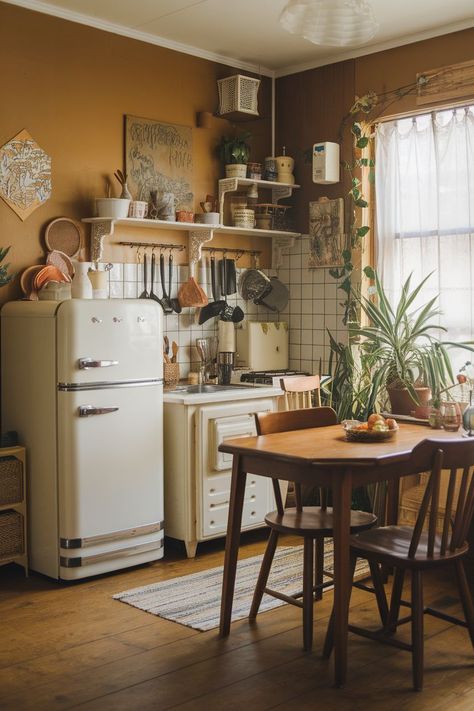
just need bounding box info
[219,454,247,637]
[332,469,352,687]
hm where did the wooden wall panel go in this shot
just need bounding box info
[275,61,355,235]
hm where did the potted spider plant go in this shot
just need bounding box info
[0,247,13,288]
[353,269,474,415]
[219,132,251,179]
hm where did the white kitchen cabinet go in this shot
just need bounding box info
[163,388,280,557]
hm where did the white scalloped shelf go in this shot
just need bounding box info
[82,217,300,241]
[82,217,300,268]
[82,217,221,231]
[215,225,300,239]
[220,178,300,190]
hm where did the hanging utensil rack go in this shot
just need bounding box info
[118,241,260,263]
[118,241,186,252]
[201,246,261,262]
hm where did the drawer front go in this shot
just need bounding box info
[201,473,270,538]
[210,413,256,471]
[196,398,277,540]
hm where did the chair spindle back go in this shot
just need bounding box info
[407,439,474,558]
[254,407,337,513]
[280,376,322,410]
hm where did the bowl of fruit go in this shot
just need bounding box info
[342,414,399,442]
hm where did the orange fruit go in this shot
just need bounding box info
[367,413,385,429]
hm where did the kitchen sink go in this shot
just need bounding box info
[168,384,252,393]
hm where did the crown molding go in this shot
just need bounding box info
[274,19,474,78]
[3,0,473,80]
[2,0,276,77]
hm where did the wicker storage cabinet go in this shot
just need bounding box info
[0,510,24,558]
[0,456,23,505]
[0,446,27,575]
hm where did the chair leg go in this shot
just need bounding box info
[303,536,314,652]
[369,560,389,627]
[314,537,324,601]
[455,559,474,647]
[386,567,405,635]
[322,553,357,659]
[249,529,279,620]
[411,570,424,692]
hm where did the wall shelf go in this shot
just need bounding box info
[82,217,300,268]
[218,177,300,213]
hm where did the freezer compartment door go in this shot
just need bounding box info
[57,299,163,384]
[57,384,163,542]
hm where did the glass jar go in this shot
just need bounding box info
[441,402,462,432]
[428,407,443,429]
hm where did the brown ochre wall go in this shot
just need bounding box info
[0,2,272,304]
[275,28,474,236]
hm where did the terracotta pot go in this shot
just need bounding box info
[387,386,431,416]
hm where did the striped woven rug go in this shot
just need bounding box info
[113,542,370,632]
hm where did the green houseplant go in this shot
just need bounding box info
[219,132,251,179]
[0,247,13,288]
[353,269,474,415]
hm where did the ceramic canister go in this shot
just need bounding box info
[233,208,255,229]
[275,154,295,184]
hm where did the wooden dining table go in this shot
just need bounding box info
[218,422,464,687]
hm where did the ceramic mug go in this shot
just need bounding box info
[176,210,194,223]
[128,200,148,219]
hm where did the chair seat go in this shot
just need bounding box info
[265,506,377,537]
[350,525,469,568]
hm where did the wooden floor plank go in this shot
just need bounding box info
[1,533,473,711]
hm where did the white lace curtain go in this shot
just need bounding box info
[375,106,474,369]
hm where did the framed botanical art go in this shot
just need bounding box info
[308,197,345,268]
[125,115,193,211]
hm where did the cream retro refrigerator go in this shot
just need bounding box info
[1,299,164,580]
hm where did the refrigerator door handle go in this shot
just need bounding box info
[78,405,119,417]
[78,358,119,369]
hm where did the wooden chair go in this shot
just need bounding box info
[280,375,322,410]
[323,438,474,691]
[249,407,377,652]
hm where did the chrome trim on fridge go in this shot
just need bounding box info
[60,539,164,568]
[58,378,163,391]
[60,520,165,549]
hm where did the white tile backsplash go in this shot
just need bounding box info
[101,237,348,378]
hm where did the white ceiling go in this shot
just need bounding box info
[5,0,474,76]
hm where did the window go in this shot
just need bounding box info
[375,106,474,369]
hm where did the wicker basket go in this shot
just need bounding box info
[0,457,23,506]
[164,363,180,387]
[0,510,24,559]
[217,74,260,116]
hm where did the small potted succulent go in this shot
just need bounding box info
[219,132,251,179]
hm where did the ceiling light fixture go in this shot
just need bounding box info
[279,0,379,47]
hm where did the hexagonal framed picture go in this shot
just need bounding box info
[0,129,51,220]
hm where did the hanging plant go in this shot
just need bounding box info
[0,246,14,288]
